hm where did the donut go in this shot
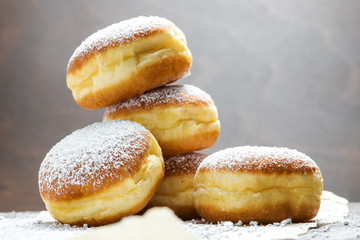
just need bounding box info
[148,152,207,219]
[38,120,164,226]
[193,146,323,224]
[67,16,192,109]
[103,84,220,156]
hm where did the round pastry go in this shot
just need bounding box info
[148,152,207,219]
[38,120,164,226]
[103,84,220,156]
[67,16,192,109]
[193,146,323,224]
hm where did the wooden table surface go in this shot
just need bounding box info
[1,203,359,240]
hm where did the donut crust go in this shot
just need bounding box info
[194,172,322,223]
[39,121,164,226]
[148,153,206,219]
[193,146,323,223]
[103,85,220,156]
[67,16,192,109]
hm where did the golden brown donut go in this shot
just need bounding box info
[38,120,164,226]
[148,152,207,219]
[103,84,220,156]
[193,146,323,224]
[67,16,192,109]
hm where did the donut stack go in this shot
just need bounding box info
[38,16,323,227]
[39,16,220,225]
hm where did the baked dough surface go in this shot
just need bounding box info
[67,16,192,109]
[103,85,220,156]
[39,120,164,225]
[193,146,323,223]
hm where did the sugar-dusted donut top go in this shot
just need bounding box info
[164,152,207,176]
[67,16,177,73]
[103,84,215,118]
[39,120,151,202]
[198,146,321,174]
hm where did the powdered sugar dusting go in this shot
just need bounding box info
[165,152,207,176]
[67,16,174,71]
[0,192,348,240]
[198,146,320,174]
[39,120,150,201]
[104,85,214,116]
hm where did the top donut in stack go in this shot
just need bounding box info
[67,16,192,110]
[66,16,220,157]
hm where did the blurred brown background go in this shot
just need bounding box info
[0,0,359,211]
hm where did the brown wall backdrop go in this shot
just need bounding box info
[0,0,359,211]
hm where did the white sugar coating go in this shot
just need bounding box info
[0,211,89,240]
[0,192,348,240]
[235,220,243,226]
[67,16,174,69]
[280,218,292,227]
[249,221,258,226]
[164,152,207,175]
[198,146,320,174]
[105,84,214,113]
[38,120,150,200]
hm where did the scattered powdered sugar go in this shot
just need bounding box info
[39,120,150,201]
[280,218,292,227]
[67,16,174,71]
[249,221,258,226]
[104,85,214,115]
[235,220,243,226]
[185,218,313,240]
[0,211,89,240]
[220,221,234,227]
[164,152,207,176]
[198,146,320,174]
[0,191,349,240]
[264,219,292,227]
